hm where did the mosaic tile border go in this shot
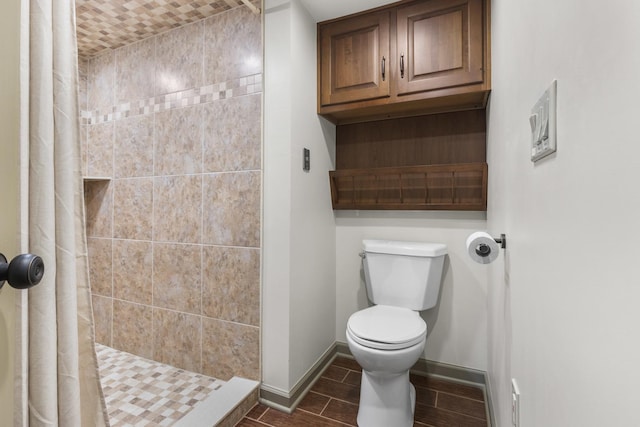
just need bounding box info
[83,73,262,125]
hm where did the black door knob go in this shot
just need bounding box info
[0,252,45,290]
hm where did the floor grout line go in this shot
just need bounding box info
[434,389,487,402]
[318,396,332,415]
[296,408,355,426]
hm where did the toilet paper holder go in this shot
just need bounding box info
[474,234,506,257]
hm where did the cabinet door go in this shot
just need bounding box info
[319,12,390,106]
[396,0,484,96]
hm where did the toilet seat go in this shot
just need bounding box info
[347,305,427,351]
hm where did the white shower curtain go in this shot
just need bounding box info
[15,0,109,425]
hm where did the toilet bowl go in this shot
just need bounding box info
[347,240,447,427]
[347,305,427,427]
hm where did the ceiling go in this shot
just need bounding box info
[75,0,394,58]
[75,0,260,58]
[298,0,396,23]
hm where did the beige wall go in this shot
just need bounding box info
[82,6,263,381]
[0,0,21,422]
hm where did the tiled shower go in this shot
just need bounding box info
[79,2,263,386]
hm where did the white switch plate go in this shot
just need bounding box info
[530,80,557,162]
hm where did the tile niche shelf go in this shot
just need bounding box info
[329,163,487,211]
[83,176,112,182]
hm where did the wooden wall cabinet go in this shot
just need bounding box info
[321,0,491,211]
[319,11,390,106]
[318,0,490,124]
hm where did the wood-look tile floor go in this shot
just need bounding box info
[236,356,489,427]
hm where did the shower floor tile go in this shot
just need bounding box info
[96,343,226,426]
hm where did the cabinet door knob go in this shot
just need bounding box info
[400,54,405,79]
[381,56,386,81]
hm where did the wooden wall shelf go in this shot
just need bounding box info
[329,163,487,210]
[330,110,488,211]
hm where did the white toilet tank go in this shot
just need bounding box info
[362,240,447,311]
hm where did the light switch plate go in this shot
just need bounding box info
[530,80,557,162]
[303,148,310,171]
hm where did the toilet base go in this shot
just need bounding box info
[356,369,416,427]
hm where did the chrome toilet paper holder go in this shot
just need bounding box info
[494,234,507,249]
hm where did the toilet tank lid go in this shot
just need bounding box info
[363,240,447,257]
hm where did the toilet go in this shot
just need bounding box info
[346,239,447,427]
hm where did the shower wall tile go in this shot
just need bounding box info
[202,171,261,247]
[114,114,154,178]
[112,300,153,359]
[154,105,203,176]
[92,295,112,346]
[87,237,113,297]
[153,243,202,314]
[155,21,204,96]
[154,175,202,244]
[203,7,262,85]
[84,181,113,238]
[88,50,115,114]
[87,122,114,177]
[113,178,153,240]
[202,246,259,326]
[202,318,259,381]
[116,37,156,105]
[79,56,89,168]
[112,239,153,305]
[203,94,261,172]
[83,6,262,381]
[153,308,202,372]
[80,125,88,176]
[78,58,88,112]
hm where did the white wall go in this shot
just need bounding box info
[288,0,337,385]
[263,0,337,394]
[272,0,491,375]
[336,211,489,370]
[263,0,294,393]
[488,0,640,425]
[0,0,21,422]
